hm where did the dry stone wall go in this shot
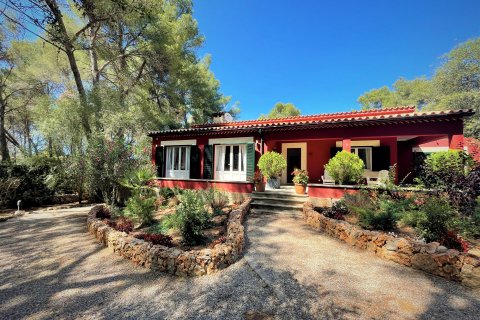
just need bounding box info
[87,199,251,276]
[303,202,480,288]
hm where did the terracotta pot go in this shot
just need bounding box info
[294,183,307,194]
[255,182,266,192]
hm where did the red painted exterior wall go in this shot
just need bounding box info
[308,185,360,199]
[150,109,470,198]
[152,179,254,193]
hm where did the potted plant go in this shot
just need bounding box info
[253,171,266,192]
[324,150,364,185]
[292,168,309,194]
[257,151,287,189]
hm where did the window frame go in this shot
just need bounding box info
[214,144,247,181]
[165,145,190,179]
[352,146,373,170]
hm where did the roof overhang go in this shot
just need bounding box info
[148,109,475,138]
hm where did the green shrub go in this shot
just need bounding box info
[357,198,398,231]
[421,150,473,188]
[162,190,212,245]
[324,151,365,184]
[400,210,427,228]
[124,193,156,226]
[257,151,287,179]
[158,187,175,200]
[201,187,229,215]
[416,196,453,242]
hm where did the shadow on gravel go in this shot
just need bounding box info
[0,209,278,319]
[244,211,480,320]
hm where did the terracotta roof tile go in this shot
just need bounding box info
[148,107,474,136]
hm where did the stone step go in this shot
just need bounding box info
[251,191,308,200]
[250,195,306,205]
[250,208,302,216]
[250,201,303,212]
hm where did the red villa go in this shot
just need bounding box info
[149,106,475,199]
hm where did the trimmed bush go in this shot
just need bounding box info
[324,151,365,184]
[257,151,287,179]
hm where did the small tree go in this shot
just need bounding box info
[257,151,287,179]
[324,151,365,184]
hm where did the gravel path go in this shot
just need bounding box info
[0,206,479,319]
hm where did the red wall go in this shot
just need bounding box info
[308,186,360,199]
[307,140,336,182]
[152,179,254,193]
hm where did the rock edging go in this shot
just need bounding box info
[303,202,480,288]
[87,199,251,276]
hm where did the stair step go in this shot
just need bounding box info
[250,208,302,216]
[251,202,303,211]
[252,191,308,199]
[250,196,306,205]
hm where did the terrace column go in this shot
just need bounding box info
[342,139,351,152]
[449,134,464,150]
[390,140,398,184]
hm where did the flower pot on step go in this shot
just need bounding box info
[294,183,307,194]
[255,182,266,192]
[267,177,281,189]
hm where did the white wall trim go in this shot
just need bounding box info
[209,137,254,145]
[160,139,196,146]
[412,146,449,153]
[336,140,380,147]
[281,142,307,185]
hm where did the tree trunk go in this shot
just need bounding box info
[0,100,10,162]
[44,0,92,138]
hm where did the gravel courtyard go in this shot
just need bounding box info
[0,206,479,319]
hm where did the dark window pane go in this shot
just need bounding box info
[233,146,239,171]
[180,147,186,170]
[224,146,231,171]
[174,147,179,170]
[357,148,367,167]
[240,146,244,171]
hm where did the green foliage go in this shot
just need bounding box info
[355,197,398,231]
[201,187,229,215]
[162,190,212,245]
[86,136,137,204]
[292,168,309,185]
[420,150,472,188]
[258,102,301,119]
[124,193,156,226]
[0,161,56,208]
[416,196,453,242]
[324,151,365,184]
[257,151,287,179]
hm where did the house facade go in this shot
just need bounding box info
[149,106,475,199]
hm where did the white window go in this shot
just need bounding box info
[352,147,372,170]
[214,144,247,181]
[165,146,190,179]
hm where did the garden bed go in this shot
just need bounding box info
[86,198,251,276]
[303,202,480,288]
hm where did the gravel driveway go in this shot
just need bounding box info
[0,206,479,319]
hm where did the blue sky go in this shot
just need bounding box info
[193,0,480,120]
